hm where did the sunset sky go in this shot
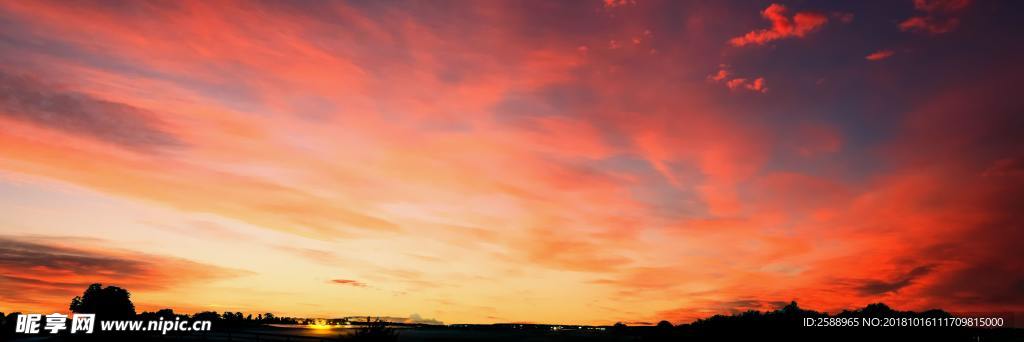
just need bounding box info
[1,0,1022,325]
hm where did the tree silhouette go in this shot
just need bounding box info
[139,308,181,321]
[69,283,136,319]
[1,312,19,338]
[192,311,221,322]
[611,321,628,335]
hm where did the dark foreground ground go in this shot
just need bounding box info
[6,302,1023,341]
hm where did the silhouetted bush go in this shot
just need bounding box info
[347,317,398,342]
[1,312,16,337]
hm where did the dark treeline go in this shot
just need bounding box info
[1,283,400,341]
[615,301,1021,341]
[411,301,1021,341]
[3,283,1022,341]
[138,309,301,326]
[1,283,301,336]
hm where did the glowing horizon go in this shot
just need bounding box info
[1,0,1022,325]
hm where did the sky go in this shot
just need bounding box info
[0,0,1022,325]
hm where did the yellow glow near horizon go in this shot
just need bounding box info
[308,319,334,331]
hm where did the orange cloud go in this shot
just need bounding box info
[729,4,828,47]
[865,49,895,61]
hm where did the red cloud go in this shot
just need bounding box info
[725,78,747,90]
[724,77,767,93]
[708,69,729,82]
[745,78,766,92]
[708,66,767,93]
[900,0,971,34]
[899,17,960,34]
[729,4,828,47]
[603,0,635,8]
[833,12,855,24]
[865,49,895,61]
[913,0,969,12]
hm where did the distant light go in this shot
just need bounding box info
[308,319,333,330]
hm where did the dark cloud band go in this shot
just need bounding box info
[0,71,182,150]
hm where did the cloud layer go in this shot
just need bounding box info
[0,236,249,312]
[0,0,1021,324]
